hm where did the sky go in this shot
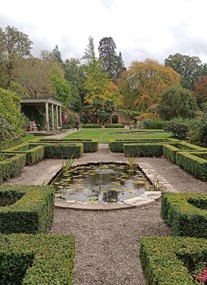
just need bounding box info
[1,0,207,67]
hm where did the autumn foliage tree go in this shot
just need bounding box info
[118,59,180,112]
[193,75,207,109]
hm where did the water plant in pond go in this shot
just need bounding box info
[53,163,152,203]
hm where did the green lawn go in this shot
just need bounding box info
[63,128,171,143]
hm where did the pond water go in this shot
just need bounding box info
[53,163,151,203]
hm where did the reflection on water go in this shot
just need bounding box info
[53,163,151,203]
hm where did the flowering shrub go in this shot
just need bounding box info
[193,262,207,284]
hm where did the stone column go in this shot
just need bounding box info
[56,105,59,130]
[59,107,62,129]
[51,104,55,132]
[45,102,49,132]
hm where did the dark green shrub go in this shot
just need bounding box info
[30,142,83,159]
[82,123,102,128]
[108,138,178,152]
[123,143,163,157]
[0,185,54,234]
[0,153,26,183]
[105,123,124,128]
[0,233,75,285]
[142,118,166,129]
[164,121,189,139]
[40,138,98,152]
[140,236,207,285]
[176,151,207,181]
[161,192,207,238]
[2,143,44,165]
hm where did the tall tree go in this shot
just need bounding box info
[158,85,197,120]
[51,45,63,64]
[98,37,125,80]
[0,26,33,87]
[84,60,119,123]
[118,59,180,112]
[82,36,96,64]
[164,53,203,90]
[192,75,207,109]
[64,58,85,110]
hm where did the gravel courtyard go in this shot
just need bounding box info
[4,137,207,285]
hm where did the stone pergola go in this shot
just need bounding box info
[20,98,63,132]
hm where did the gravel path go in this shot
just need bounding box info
[50,201,171,285]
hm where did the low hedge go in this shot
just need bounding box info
[105,123,124,128]
[0,233,75,285]
[176,151,207,181]
[108,138,178,152]
[161,192,207,238]
[2,143,44,165]
[40,138,99,152]
[123,143,164,157]
[0,153,26,183]
[82,123,102,128]
[0,185,55,234]
[0,137,23,151]
[140,236,207,285]
[30,142,83,159]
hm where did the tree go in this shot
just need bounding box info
[158,85,198,120]
[193,75,207,108]
[82,36,96,64]
[84,60,120,123]
[98,37,125,80]
[13,57,53,98]
[118,59,180,112]
[64,58,85,110]
[164,53,203,90]
[51,45,63,64]
[0,26,33,87]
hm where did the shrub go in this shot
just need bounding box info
[164,121,189,139]
[123,143,163,157]
[161,192,207,238]
[0,233,75,285]
[142,118,166,129]
[140,236,207,285]
[105,123,124,128]
[40,139,99,153]
[0,153,26,183]
[2,143,44,165]
[82,123,102,128]
[0,185,55,234]
[176,151,207,181]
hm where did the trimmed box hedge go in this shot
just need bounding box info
[0,185,55,234]
[2,143,44,165]
[0,153,26,183]
[30,142,83,159]
[108,138,178,152]
[123,143,164,157]
[82,123,102,128]
[40,138,99,152]
[140,236,207,285]
[161,192,207,238]
[176,151,207,181]
[105,123,124,128]
[163,142,206,163]
[0,233,75,285]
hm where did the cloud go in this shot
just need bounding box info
[1,0,207,67]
